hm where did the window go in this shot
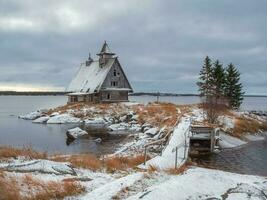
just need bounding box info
[111,81,118,87]
[70,96,78,102]
[113,69,117,76]
[107,93,111,99]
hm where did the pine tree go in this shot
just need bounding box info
[197,56,213,97]
[211,60,226,99]
[225,63,244,109]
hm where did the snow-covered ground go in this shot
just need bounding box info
[13,103,267,199]
[126,167,267,200]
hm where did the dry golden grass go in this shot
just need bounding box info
[105,155,147,172]
[147,165,158,174]
[0,171,20,200]
[134,102,177,128]
[0,172,85,200]
[165,163,189,175]
[52,154,147,172]
[233,117,262,137]
[0,146,47,160]
[51,154,102,171]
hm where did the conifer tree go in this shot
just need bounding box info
[211,60,226,99]
[225,63,244,109]
[197,56,213,97]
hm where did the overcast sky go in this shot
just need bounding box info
[0,0,266,94]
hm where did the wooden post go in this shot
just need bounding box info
[184,130,187,159]
[160,141,163,156]
[210,129,215,152]
[175,147,178,169]
[156,91,159,103]
[144,147,147,165]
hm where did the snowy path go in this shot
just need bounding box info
[139,118,191,170]
[78,172,144,200]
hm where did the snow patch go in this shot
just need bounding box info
[46,114,81,124]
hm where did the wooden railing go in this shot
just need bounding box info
[143,115,183,165]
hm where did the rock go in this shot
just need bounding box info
[141,122,152,132]
[94,138,102,143]
[50,112,60,117]
[19,110,43,120]
[0,159,76,175]
[66,127,88,139]
[33,116,50,123]
[84,117,106,124]
[108,123,130,131]
[119,115,127,122]
[154,126,167,139]
[132,114,139,121]
[129,124,142,132]
[145,127,159,137]
[47,114,82,124]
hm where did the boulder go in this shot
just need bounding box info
[19,110,44,120]
[66,127,88,140]
[33,116,50,123]
[145,127,159,137]
[108,123,130,131]
[84,117,106,124]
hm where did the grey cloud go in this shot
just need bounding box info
[0,0,266,94]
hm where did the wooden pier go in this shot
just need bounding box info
[189,126,220,155]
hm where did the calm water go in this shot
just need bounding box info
[0,95,266,175]
[0,96,130,155]
[192,139,267,176]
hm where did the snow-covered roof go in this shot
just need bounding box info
[66,58,115,94]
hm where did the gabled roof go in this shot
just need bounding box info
[66,58,115,94]
[97,41,115,55]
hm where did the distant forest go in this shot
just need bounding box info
[0,91,265,97]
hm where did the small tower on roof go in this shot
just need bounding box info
[86,53,93,66]
[97,41,115,65]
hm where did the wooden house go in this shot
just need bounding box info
[66,41,133,103]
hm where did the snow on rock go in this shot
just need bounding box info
[219,132,247,148]
[129,124,141,132]
[0,159,76,175]
[244,134,265,141]
[19,110,44,120]
[32,116,50,123]
[66,127,88,139]
[94,138,102,143]
[218,115,235,131]
[144,127,159,137]
[84,117,106,124]
[79,172,144,200]
[190,108,205,122]
[108,123,131,131]
[127,167,267,200]
[140,118,191,170]
[46,114,81,124]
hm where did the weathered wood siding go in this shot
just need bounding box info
[101,60,131,89]
[100,91,128,102]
